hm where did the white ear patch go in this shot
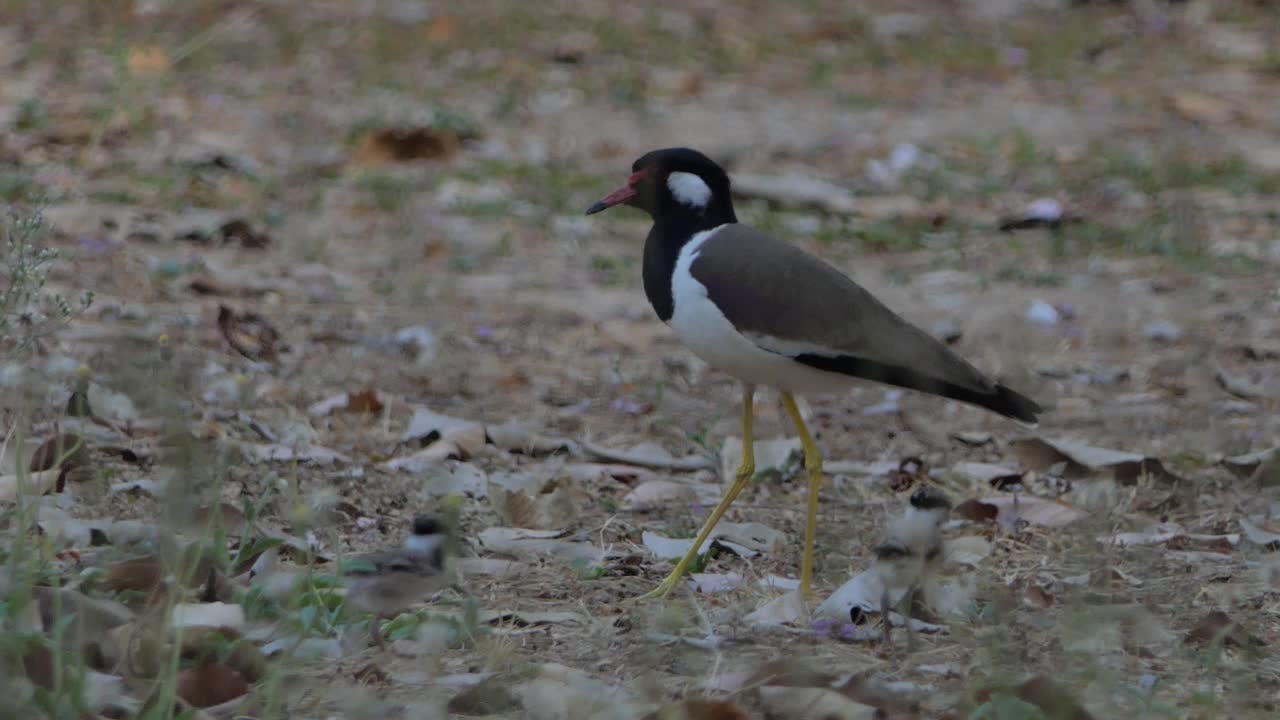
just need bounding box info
[668,171,712,208]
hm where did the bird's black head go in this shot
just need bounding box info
[585,147,735,223]
[908,486,953,512]
[411,516,442,536]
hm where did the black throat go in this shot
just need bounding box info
[641,195,736,322]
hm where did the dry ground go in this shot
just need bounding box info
[2,0,1280,718]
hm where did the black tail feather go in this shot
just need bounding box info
[794,353,1043,423]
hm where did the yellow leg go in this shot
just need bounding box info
[636,385,755,601]
[781,392,823,599]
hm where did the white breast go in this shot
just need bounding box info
[668,226,856,394]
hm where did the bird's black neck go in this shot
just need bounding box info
[641,201,736,322]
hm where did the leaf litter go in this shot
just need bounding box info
[5,2,1280,718]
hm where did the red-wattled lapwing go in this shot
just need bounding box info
[343,516,452,644]
[874,486,952,650]
[586,147,1041,601]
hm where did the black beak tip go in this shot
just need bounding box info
[585,200,609,216]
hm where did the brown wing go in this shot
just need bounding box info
[690,224,1041,422]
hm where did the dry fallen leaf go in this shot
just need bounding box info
[720,436,799,481]
[308,388,386,417]
[622,479,697,510]
[1010,437,1178,483]
[1167,89,1236,125]
[244,443,349,466]
[953,498,999,523]
[353,126,463,165]
[447,675,520,715]
[1240,518,1280,548]
[1213,361,1267,399]
[171,602,246,631]
[1185,610,1262,648]
[126,45,170,77]
[478,527,605,564]
[402,407,482,444]
[179,626,267,683]
[944,536,992,567]
[0,469,61,501]
[641,521,781,561]
[951,462,1022,487]
[425,15,457,42]
[217,304,279,362]
[382,442,463,472]
[1022,584,1054,609]
[686,573,743,594]
[982,495,1085,528]
[975,675,1096,720]
[488,472,580,530]
[745,590,808,628]
[757,686,878,720]
[489,421,575,455]
[176,663,249,708]
[644,699,751,720]
[582,440,712,470]
[29,432,92,472]
[1223,447,1278,478]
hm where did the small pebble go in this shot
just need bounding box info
[1026,198,1063,222]
[1027,300,1059,326]
[1142,320,1182,343]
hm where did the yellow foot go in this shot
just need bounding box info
[800,584,817,603]
[632,574,683,602]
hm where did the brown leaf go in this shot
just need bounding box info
[217,304,279,361]
[757,686,878,720]
[20,641,56,689]
[1009,437,1179,484]
[346,388,385,414]
[1167,90,1235,125]
[644,699,751,720]
[29,433,92,472]
[953,499,999,523]
[447,676,520,715]
[125,45,170,77]
[179,626,267,683]
[353,127,462,165]
[193,502,247,534]
[1184,610,1262,648]
[425,15,456,43]
[982,495,1085,528]
[176,664,249,708]
[218,218,270,249]
[1010,675,1095,720]
[1022,585,1054,609]
[101,557,166,595]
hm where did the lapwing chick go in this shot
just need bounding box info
[344,516,451,645]
[586,147,1040,601]
[873,486,952,651]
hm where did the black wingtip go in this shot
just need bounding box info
[989,384,1044,424]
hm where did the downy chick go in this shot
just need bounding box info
[873,485,952,651]
[344,516,452,644]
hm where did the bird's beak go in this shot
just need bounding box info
[585,169,646,215]
[585,183,636,215]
